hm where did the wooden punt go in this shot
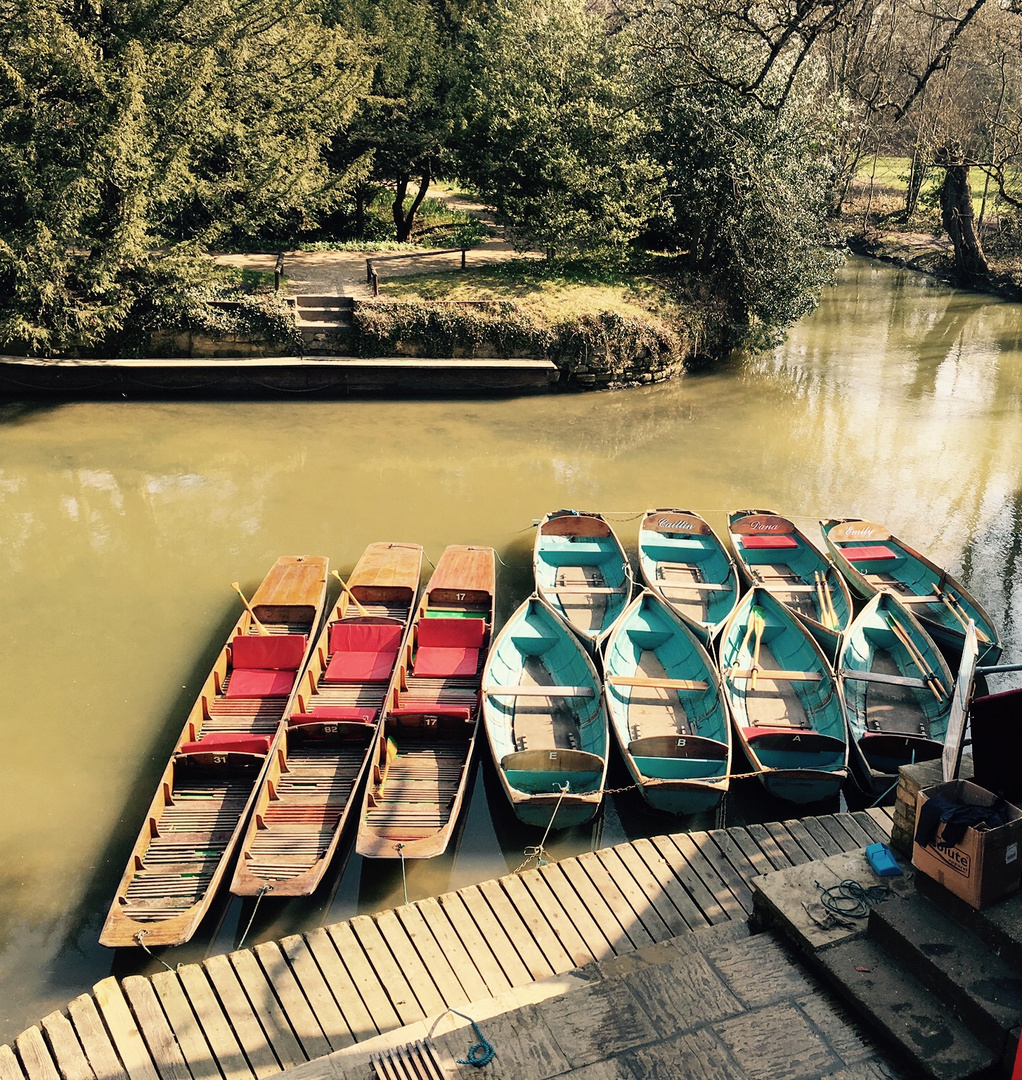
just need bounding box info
[718,586,849,804]
[728,509,852,659]
[482,593,608,828]
[637,508,740,644]
[534,509,634,652]
[838,591,955,796]
[604,591,731,816]
[821,516,1001,666]
[100,555,328,948]
[230,543,423,897]
[355,545,496,859]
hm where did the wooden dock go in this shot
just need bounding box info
[0,808,893,1080]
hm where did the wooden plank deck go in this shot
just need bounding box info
[2,808,893,1080]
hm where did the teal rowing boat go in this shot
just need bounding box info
[728,509,852,659]
[821,517,1001,667]
[637,509,740,644]
[838,591,954,796]
[482,594,608,828]
[604,591,731,815]
[534,509,633,652]
[719,587,849,804]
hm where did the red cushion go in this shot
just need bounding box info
[227,668,296,698]
[179,733,271,755]
[324,649,399,683]
[739,534,798,549]
[231,634,307,670]
[417,618,486,649]
[328,622,403,654]
[290,708,378,726]
[391,706,472,721]
[839,544,897,561]
[743,727,781,742]
[413,646,480,678]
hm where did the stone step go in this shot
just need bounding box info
[812,936,997,1080]
[869,892,1022,1066]
[294,294,354,310]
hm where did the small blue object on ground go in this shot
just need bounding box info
[866,842,903,877]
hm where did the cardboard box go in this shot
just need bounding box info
[912,779,1022,909]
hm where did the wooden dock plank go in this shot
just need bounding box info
[149,971,220,1080]
[202,953,282,1079]
[228,949,307,1070]
[325,922,401,1032]
[679,831,750,916]
[301,928,378,1043]
[840,811,881,846]
[392,904,471,1010]
[177,963,258,1080]
[516,867,602,967]
[647,835,730,925]
[39,1012,95,1080]
[704,831,761,905]
[744,823,794,870]
[276,936,354,1053]
[67,995,128,1080]
[370,912,447,1019]
[816,813,870,851]
[629,838,713,930]
[455,888,533,987]
[797,817,845,857]
[91,978,161,1080]
[852,809,893,844]
[865,805,895,833]
[594,846,673,942]
[781,818,830,860]
[475,878,557,979]
[726,824,786,874]
[761,822,813,865]
[118,977,189,1080]
[535,864,616,962]
[555,859,634,955]
[0,1046,26,1080]
[421,895,509,999]
[345,916,426,1028]
[252,942,332,1061]
[610,842,692,936]
[574,851,655,948]
[15,1028,60,1080]
[496,874,577,973]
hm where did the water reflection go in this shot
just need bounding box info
[2,256,1022,1042]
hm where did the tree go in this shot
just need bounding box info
[457,0,661,258]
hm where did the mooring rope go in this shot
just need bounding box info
[237,884,272,948]
[133,930,176,973]
[426,1008,496,1068]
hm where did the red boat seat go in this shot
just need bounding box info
[290,707,378,726]
[178,733,271,756]
[739,535,798,550]
[839,544,897,561]
[227,634,308,698]
[324,623,403,683]
[390,705,473,722]
[413,618,487,678]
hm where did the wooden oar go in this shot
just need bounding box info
[885,612,945,700]
[821,570,839,629]
[332,570,371,617]
[231,582,270,636]
[750,606,766,689]
[814,572,837,630]
[378,735,398,794]
[932,584,991,643]
[729,612,758,675]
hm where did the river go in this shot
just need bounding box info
[1,256,1020,1044]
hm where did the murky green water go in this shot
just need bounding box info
[1,256,1021,1042]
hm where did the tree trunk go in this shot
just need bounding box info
[937,141,989,284]
[392,169,432,242]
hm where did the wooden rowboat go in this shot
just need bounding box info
[718,587,849,804]
[534,509,633,651]
[230,543,423,897]
[604,591,731,815]
[482,594,608,828]
[728,509,852,658]
[838,591,954,796]
[821,517,1001,666]
[355,545,496,859]
[100,555,328,948]
[637,508,740,643]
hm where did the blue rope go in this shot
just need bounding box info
[450,1010,496,1067]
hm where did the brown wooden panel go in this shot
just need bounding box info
[726,825,787,874]
[345,916,425,1028]
[371,911,447,1018]
[553,860,632,955]
[301,928,377,1043]
[795,818,845,858]
[683,832,753,914]
[498,875,577,973]
[704,830,764,900]
[67,995,128,1080]
[414,898,493,1002]
[277,935,354,1052]
[148,972,219,1080]
[851,810,892,844]
[176,963,254,1080]
[391,905,470,1010]
[252,942,331,1062]
[671,833,747,920]
[91,979,161,1080]
[646,835,729,925]
[593,847,672,942]
[816,814,870,851]
[455,888,533,987]
[744,823,794,870]
[516,868,601,967]
[611,842,692,937]
[628,838,711,930]
[202,954,281,1079]
[228,950,306,1070]
[780,819,829,861]
[573,851,654,949]
[14,1028,60,1080]
[534,863,616,962]
[0,1046,27,1080]
[474,880,553,981]
[762,822,813,865]
[39,1012,95,1080]
[433,893,512,997]
[324,923,400,1033]
[118,978,189,1080]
